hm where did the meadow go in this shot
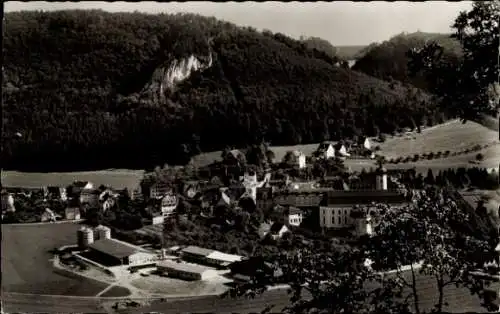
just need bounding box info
[377,119,499,159]
[1,169,145,190]
[190,119,499,174]
[1,222,109,296]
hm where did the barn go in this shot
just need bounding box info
[87,238,156,266]
[156,260,218,281]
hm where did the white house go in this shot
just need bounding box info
[150,183,172,200]
[65,207,81,220]
[362,137,371,150]
[316,142,336,159]
[1,192,15,212]
[284,150,306,169]
[285,207,303,227]
[335,144,350,157]
[354,214,374,237]
[259,222,290,240]
[161,193,178,218]
[152,214,165,225]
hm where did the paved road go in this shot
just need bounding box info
[117,289,294,314]
[2,292,105,313]
[2,290,293,314]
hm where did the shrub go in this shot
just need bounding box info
[475,153,484,162]
[427,152,435,160]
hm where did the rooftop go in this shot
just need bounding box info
[206,251,244,263]
[181,245,215,257]
[325,190,407,206]
[156,260,213,274]
[88,238,145,259]
[274,192,324,207]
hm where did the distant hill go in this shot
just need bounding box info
[334,45,368,60]
[3,11,442,171]
[352,31,463,90]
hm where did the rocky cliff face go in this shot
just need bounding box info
[141,53,213,103]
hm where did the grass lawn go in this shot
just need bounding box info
[378,119,499,159]
[1,169,145,190]
[1,222,109,296]
[130,276,228,296]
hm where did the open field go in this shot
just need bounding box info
[130,276,229,296]
[191,120,498,169]
[378,119,499,159]
[190,143,322,168]
[1,169,145,190]
[1,222,110,295]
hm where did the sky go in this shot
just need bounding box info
[4,1,473,46]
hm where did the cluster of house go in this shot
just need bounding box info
[281,137,374,169]
[145,162,411,239]
[1,179,140,222]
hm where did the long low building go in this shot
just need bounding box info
[87,238,156,266]
[180,245,244,267]
[156,260,218,281]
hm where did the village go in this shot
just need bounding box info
[3,135,499,301]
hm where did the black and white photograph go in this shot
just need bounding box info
[1,1,500,313]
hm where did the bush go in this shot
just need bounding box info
[412,154,420,162]
[475,153,484,162]
[444,150,451,156]
[427,152,435,160]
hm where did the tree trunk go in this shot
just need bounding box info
[436,274,445,314]
[410,263,421,314]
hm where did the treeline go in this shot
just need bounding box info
[3,11,447,171]
[353,32,463,91]
[399,167,499,190]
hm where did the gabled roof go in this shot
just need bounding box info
[270,222,286,233]
[73,181,92,188]
[88,238,139,259]
[181,245,214,257]
[157,260,212,274]
[325,190,407,206]
[287,206,302,216]
[206,251,243,263]
[316,142,335,153]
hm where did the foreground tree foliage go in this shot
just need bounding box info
[367,187,495,314]
[3,10,442,171]
[227,187,498,313]
[407,1,500,121]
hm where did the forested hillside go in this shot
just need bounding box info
[3,10,444,171]
[353,32,463,90]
